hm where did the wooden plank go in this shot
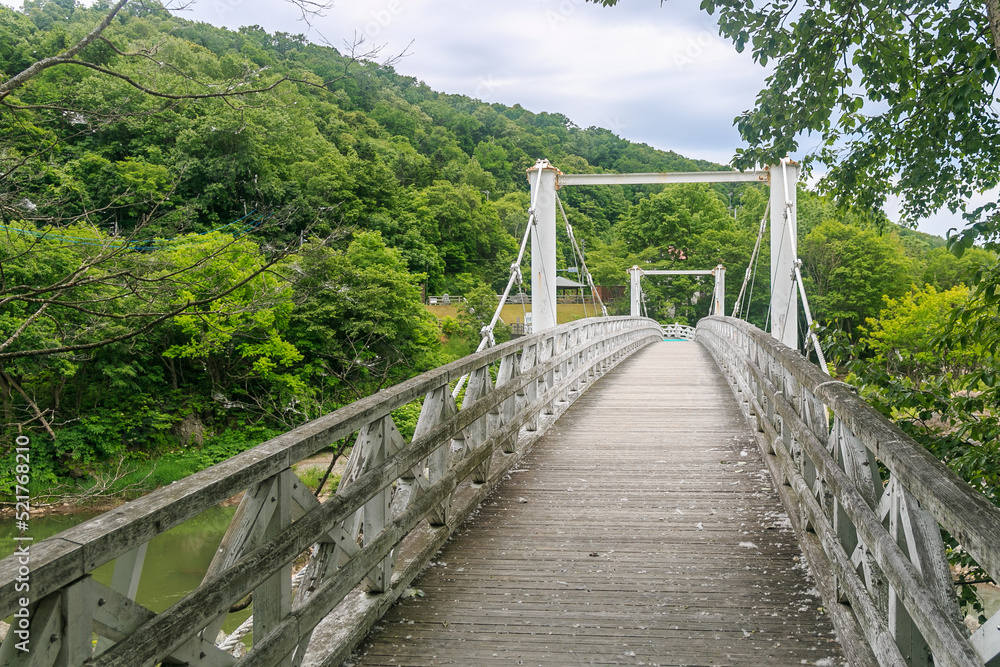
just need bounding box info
[349,343,845,666]
[90,580,236,666]
[750,353,978,666]
[89,330,653,667]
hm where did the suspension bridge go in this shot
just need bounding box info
[2,161,1000,667]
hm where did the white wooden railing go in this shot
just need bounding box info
[662,323,696,341]
[697,316,1000,667]
[0,317,663,667]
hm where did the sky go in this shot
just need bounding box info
[182,0,759,165]
[3,0,980,237]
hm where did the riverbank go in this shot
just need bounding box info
[0,448,349,518]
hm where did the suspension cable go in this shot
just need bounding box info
[482,167,543,346]
[451,169,543,399]
[556,193,609,317]
[744,234,764,322]
[732,201,770,319]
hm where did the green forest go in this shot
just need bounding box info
[1,0,998,538]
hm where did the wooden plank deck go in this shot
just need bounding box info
[348,341,844,666]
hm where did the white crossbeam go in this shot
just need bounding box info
[639,270,715,276]
[557,171,768,187]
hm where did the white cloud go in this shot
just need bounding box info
[1,0,766,163]
[165,0,767,167]
[886,189,1000,240]
[6,0,993,237]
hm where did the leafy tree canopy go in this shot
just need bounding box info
[588,0,1000,248]
[800,219,913,336]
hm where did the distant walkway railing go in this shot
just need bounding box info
[0,317,663,667]
[662,323,696,340]
[697,316,1000,667]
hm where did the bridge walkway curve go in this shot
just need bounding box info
[345,340,844,666]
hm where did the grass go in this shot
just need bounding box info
[293,465,341,494]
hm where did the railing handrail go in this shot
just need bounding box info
[0,316,663,666]
[697,315,1000,667]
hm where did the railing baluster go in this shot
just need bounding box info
[542,336,556,415]
[461,365,494,484]
[969,611,1000,664]
[199,474,281,645]
[253,470,293,657]
[883,476,961,666]
[520,343,539,431]
[0,582,82,667]
[410,384,458,526]
[495,351,521,454]
[356,415,405,592]
[93,542,148,655]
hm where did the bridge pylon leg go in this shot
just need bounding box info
[528,159,559,332]
[629,265,642,317]
[770,159,799,348]
[712,264,725,316]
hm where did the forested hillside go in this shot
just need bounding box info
[0,0,731,495]
[0,1,994,505]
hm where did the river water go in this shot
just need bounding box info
[1,505,251,635]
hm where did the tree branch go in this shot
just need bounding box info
[0,0,131,102]
[0,368,55,438]
[0,240,297,361]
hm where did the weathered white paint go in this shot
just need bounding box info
[698,315,1000,667]
[626,267,723,318]
[557,170,768,186]
[769,160,799,349]
[527,160,559,332]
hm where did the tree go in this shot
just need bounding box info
[607,184,759,323]
[0,0,403,229]
[587,0,1000,247]
[283,231,440,405]
[159,233,302,400]
[0,223,293,433]
[616,184,732,262]
[860,285,983,380]
[0,0,405,376]
[456,280,510,346]
[800,220,913,337]
[920,246,996,291]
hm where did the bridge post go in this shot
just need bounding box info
[629,265,642,317]
[712,264,725,316]
[527,159,559,332]
[770,159,799,349]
